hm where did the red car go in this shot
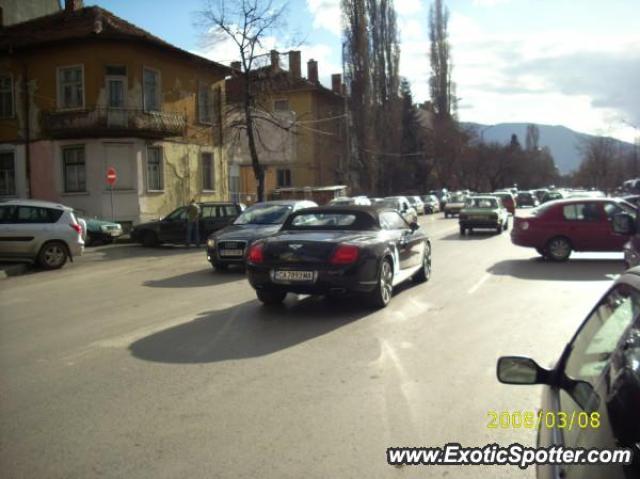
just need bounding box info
[511,198,637,261]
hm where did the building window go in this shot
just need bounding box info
[274,99,289,112]
[143,68,160,112]
[0,74,14,118]
[63,146,86,193]
[57,65,84,109]
[202,152,214,191]
[146,146,164,191]
[106,65,127,109]
[198,83,213,124]
[277,168,291,187]
[0,151,16,196]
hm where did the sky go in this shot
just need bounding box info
[93,0,640,143]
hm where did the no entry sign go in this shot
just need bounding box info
[106,167,117,186]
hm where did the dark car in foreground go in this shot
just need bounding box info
[511,198,636,261]
[497,268,640,479]
[459,196,509,235]
[131,202,243,246]
[245,206,431,308]
[206,200,317,270]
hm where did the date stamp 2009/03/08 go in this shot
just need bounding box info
[487,410,600,431]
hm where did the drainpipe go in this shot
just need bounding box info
[23,63,32,198]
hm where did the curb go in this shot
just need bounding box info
[0,263,30,280]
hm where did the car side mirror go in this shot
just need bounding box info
[402,205,408,212]
[613,213,636,235]
[409,221,419,232]
[496,356,551,385]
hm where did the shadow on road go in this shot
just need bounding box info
[488,258,624,281]
[79,243,204,262]
[440,231,500,241]
[129,296,370,363]
[143,268,245,288]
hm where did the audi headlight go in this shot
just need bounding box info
[207,238,215,248]
[100,225,109,232]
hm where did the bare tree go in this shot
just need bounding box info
[198,0,288,202]
[428,0,454,119]
[525,124,540,151]
[342,0,372,192]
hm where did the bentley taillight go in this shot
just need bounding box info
[330,244,359,265]
[247,242,264,264]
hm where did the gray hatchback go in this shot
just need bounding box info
[0,199,84,269]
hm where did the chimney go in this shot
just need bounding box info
[288,51,301,79]
[270,50,280,71]
[331,74,342,93]
[230,61,242,71]
[65,0,84,13]
[307,59,318,83]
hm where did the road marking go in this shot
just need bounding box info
[468,273,490,295]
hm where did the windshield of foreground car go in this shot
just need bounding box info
[233,204,293,225]
[284,212,376,230]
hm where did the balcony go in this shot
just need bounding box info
[42,107,187,139]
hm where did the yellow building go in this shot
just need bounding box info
[0,0,231,227]
[225,50,346,203]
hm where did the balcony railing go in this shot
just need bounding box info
[42,107,187,139]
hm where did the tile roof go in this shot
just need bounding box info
[0,6,231,72]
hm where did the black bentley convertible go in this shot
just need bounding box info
[245,206,431,308]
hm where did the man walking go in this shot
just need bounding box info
[185,198,201,247]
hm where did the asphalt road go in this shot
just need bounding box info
[0,213,625,479]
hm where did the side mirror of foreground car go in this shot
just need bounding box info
[496,356,550,385]
[613,213,636,235]
[409,221,419,232]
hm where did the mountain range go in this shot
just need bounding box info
[461,122,636,174]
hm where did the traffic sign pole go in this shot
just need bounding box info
[106,167,117,222]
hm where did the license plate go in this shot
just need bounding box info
[109,230,121,236]
[220,249,244,256]
[273,270,315,282]
[471,215,488,220]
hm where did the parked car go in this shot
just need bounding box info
[381,196,418,224]
[623,195,640,208]
[458,196,509,235]
[207,200,317,270]
[245,205,431,308]
[0,199,84,269]
[131,202,243,246]
[79,216,123,246]
[421,195,440,214]
[511,198,637,261]
[407,196,425,215]
[443,192,468,218]
[532,188,549,203]
[496,268,640,479]
[516,191,539,208]
[429,189,449,210]
[328,196,371,206]
[567,189,606,199]
[541,190,567,204]
[492,191,517,215]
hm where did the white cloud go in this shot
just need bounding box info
[306,0,342,36]
[472,0,511,6]
[395,0,423,15]
[444,12,640,142]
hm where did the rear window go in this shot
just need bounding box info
[284,212,377,230]
[466,198,498,208]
